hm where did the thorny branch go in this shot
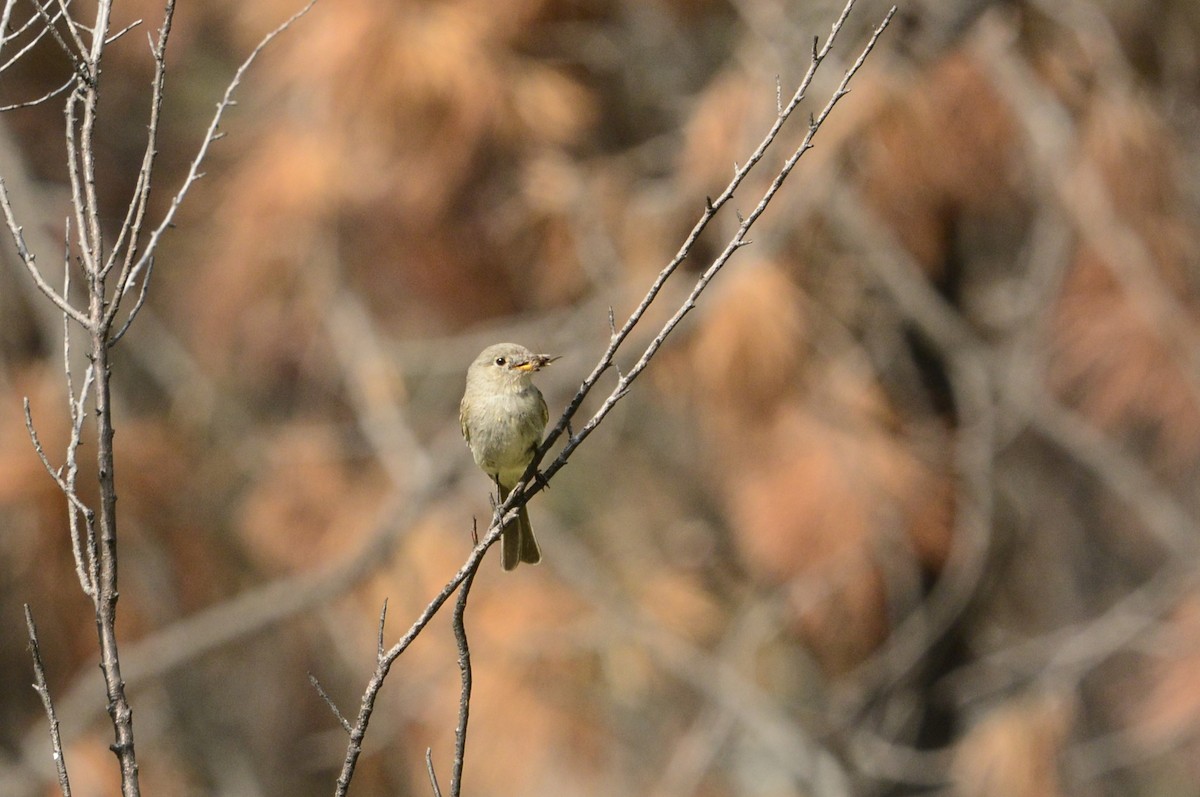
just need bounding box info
[329,1,897,793]
[4,1,319,795]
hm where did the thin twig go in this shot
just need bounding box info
[103,16,140,45]
[24,604,72,797]
[309,674,353,735]
[61,88,92,272]
[27,0,89,86]
[0,75,74,111]
[22,398,93,526]
[426,748,443,797]
[0,177,90,327]
[75,1,109,281]
[536,0,872,470]
[2,0,50,43]
[0,0,18,54]
[108,256,152,345]
[333,2,894,793]
[449,563,478,797]
[102,0,174,311]
[334,523,502,797]
[121,0,321,296]
[53,0,89,65]
[510,3,898,515]
[59,254,98,595]
[376,599,388,662]
[0,5,63,74]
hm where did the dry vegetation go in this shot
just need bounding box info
[2,0,1200,795]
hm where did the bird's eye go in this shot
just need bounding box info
[494,356,506,366]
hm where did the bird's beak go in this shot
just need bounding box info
[514,354,559,372]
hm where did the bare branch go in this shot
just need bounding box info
[9,1,321,794]
[53,0,89,63]
[107,255,152,345]
[0,178,90,327]
[0,76,74,111]
[426,748,443,797]
[449,564,478,797]
[334,2,895,793]
[103,16,140,45]
[27,0,90,86]
[376,599,387,662]
[103,0,174,317]
[62,91,93,273]
[24,605,72,797]
[123,0,320,296]
[526,4,898,501]
[74,17,108,281]
[55,246,99,596]
[529,0,877,470]
[334,518,505,797]
[22,397,93,529]
[0,4,64,75]
[308,674,352,735]
[0,0,19,52]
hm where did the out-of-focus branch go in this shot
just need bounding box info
[548,529,855,795]
[823,173,1200,783]
[822,185,996,726]
[972,12,1200,407]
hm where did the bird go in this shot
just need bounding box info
[459,342,557,570]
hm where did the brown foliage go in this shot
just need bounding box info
[4,1,1200,795]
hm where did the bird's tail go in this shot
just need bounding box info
[498,486,542,571]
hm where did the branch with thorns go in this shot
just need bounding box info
[3,1,320,795]
[317,2,897,795]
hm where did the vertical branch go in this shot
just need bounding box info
[6,0,317,795]
[449,564,478,797]
[104,0,174,303]
[69,2,141,790]
[76,2,108,276]
[335,526,503,797]
[89,298,141,795]
[0,0,18,59]
[62,311,98,595]
[25,604,72,797]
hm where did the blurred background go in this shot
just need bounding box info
[2,0,1200,794]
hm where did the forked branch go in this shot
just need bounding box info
[329,2,896,795]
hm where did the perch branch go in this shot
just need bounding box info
[331,2,895,793]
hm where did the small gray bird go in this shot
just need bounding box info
[460,343,557,570]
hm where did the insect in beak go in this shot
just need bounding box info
[514,354,559,372]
